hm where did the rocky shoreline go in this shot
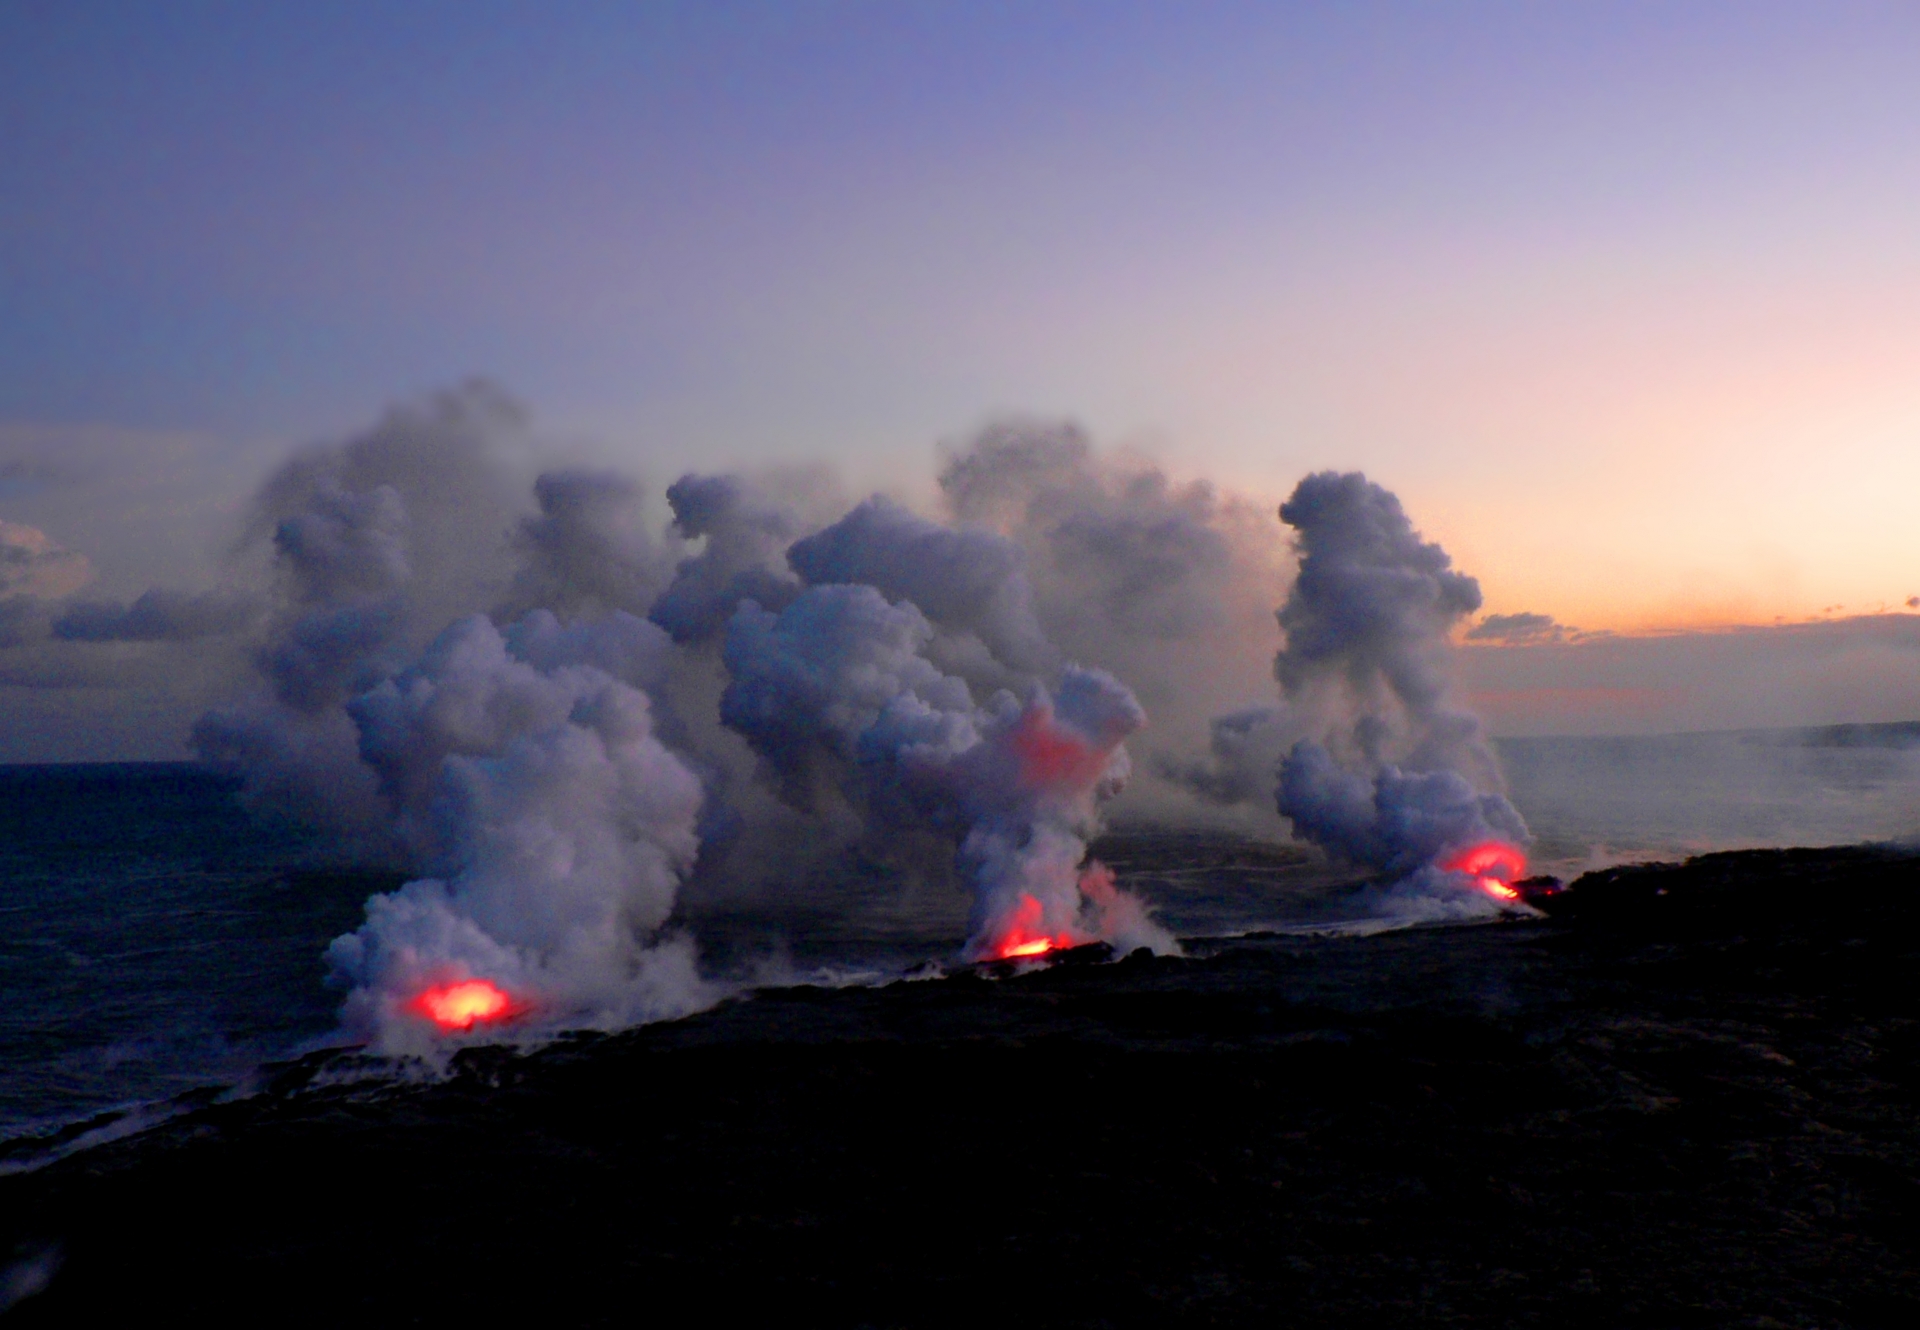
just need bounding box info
[5,844,1918,1326]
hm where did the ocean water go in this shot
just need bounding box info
[3,724,1918,1147]
[0,766,358,1144]
[1496,724,1920,870]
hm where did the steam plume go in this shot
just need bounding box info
[1267,472,1527,904]
[720,582,1173,958]
[648,473,803,646]
[936,421,1290,825]
[193,383,525,839]
[786,494,1055,678]
[192,390,1545,1051]
[497,469,676,621]
[327,612,708,1051]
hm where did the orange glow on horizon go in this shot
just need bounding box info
[413,978,516,1030]
[1440,842,1528,903]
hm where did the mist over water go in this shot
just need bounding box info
[1497,725,1920,871]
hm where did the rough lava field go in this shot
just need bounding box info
[4,841,1917,1327]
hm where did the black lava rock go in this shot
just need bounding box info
[4,845,1918,1327]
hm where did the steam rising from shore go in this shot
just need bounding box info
[722,582,1170,958]
[1262,472,1528,917]
[179,384,1523,1047]
[327,612,708,1052]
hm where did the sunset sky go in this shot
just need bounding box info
[3,2,1918,755]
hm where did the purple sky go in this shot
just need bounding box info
[3,2,1918,755]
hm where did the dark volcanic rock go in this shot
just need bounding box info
[3,846,1919,1326]
[1549,844,1916,930]
[1512,874,1566,907]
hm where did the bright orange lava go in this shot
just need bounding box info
[981,893,1074,961]
[1440,842,1528,902]
[1001,938,1054,958]
[413,979,515,1030]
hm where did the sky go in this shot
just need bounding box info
[2,0,1918,756]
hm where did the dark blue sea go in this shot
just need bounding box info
[4,725,1918,1150]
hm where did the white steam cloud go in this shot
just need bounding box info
[1262,472,1528,915]
[721,582,1173,959]
[176,386,1534,1051]
[935,421,1292,828]
[327,612,708,1052]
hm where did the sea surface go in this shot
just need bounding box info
[3,724,1918,1148]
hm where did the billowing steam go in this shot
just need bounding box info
[720,581,1172,959]
[183,385,1526,1051]
[1263,472,1529,914]
[326,611,708,1053]
[193,385,525,841]
[188,388,1204,1051]
[935,422,1291,825]
[784,495,1056,679]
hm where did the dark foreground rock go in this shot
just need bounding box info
[4,846,1920,1326]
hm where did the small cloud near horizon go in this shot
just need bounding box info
[1465,611,1591,645]
[0,520,93,601]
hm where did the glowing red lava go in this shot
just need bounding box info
[981,893,1075,961]
[412,978,516,1030]
[1441,842,1528,902]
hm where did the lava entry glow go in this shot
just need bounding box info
[1002,938,1054,958]
[413,979,515,1030]
[1441,842,1528,902]
[982,893,1075,961]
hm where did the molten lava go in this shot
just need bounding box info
[413,978,516,1030]
[1001,938,1055,958]
[981,893,1075,961]
[1441,841,1528,902]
